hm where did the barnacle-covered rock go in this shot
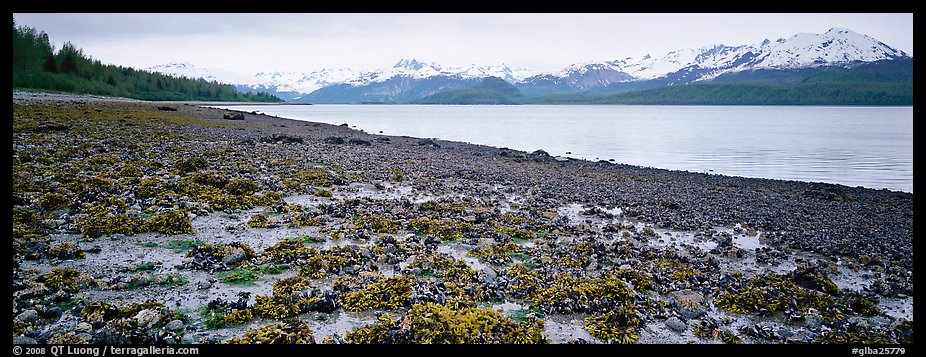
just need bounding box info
[713,271,835,315]
[354,214,400,234]
[80,302,119,322]
[185,242,256,271]
[467,242,520,265]
[47,242,85,260]
[345,303,547,344]
[223,309,254,325]
[247,213,275,228]
[529,272,635,314]
[813,323,890,344]
[614,269,654,291]
[74,205,145,238]
[342,276,413,312]
[263,239,313,263]
[252,276,339,319]
[583,303,643,344]
[147,210,194,235]
[36,192,69,210]
[45,267,90,291]
[408,218,471,240]
[226,320,316,344]
[47,332,89,344]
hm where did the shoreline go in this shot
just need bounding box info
[12,93,913,344]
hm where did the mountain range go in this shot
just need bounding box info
[147,28,912,104]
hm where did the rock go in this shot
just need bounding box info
[222,247,248,265]
[776,328,794,339]
[197,280,213,290]
[40,307,62,318]
[134,309,161,329]
[16,309,39,323]
[665,317,686,333]
[867,315,892,327]
[669,290,706,319]
[716,234,733,247]
[130,274,150,287]
[53,289,71,302]
[786,330,812,344]
[417,138,440,148]
[12,336,38,344]
[461,215,477,223]
[324,137,345,145]
[805,310,823,329]
[360,247,373,259]
[348,138,371,146]
[223,112,245,120]
[93,327,133,344]
[481,267,498,283]
[165,320,185,331]
[75,322,93,333]
[859,255,872,266]
[270,134,303,144]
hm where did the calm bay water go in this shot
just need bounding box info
[213,104,912,193]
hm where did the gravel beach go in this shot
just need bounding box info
[12,92,913,344]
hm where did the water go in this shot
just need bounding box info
[213,104,912,192]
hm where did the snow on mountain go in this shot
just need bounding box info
[149,59,532,95]
[148,27,909,99]
[362,58,533,83]
[251,68,360,94]
[146,62,255,85]
[544,27,909,84]
[750,28,909,70]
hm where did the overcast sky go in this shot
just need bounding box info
[12,13,914,74]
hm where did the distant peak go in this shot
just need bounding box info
[825,27,857,35]
[394,58,426,69]
[162,61,195,68]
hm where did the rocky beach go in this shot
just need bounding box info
[12,92,913,344]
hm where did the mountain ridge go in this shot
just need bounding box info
[146,27,912,103]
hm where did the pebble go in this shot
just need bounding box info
[665,317,686,332]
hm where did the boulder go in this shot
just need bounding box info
[15,309,39,323]
[669,290,706,319]
[134,309,161,329]
[165,320,185,331]
[221,247,248,265]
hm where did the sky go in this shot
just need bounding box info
[12,13,914,75]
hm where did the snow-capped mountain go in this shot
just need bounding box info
[348,59,532,85]
[148,27,909,102]
[146,62,255,85]
[148,59,531,98]
[533,27,910,89]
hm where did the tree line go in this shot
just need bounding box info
[12,21,282,102]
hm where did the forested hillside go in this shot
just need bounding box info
[12,22,281,102]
